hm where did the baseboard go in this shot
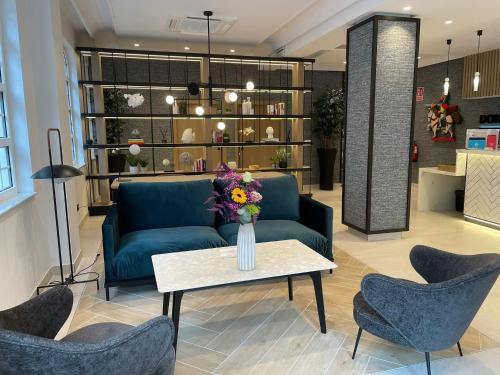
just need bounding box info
[31,249,83,298]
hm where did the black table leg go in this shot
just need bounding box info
[309,271,326,333]
[287,277,293,301]
[172,291,184,350]
[163,292,170,316]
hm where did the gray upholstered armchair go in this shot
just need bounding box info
[0,286,175,375]
[352,245,500,375]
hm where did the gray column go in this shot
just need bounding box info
[342,15,420,235]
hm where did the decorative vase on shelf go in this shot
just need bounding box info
[129,166,139,174]
[237,223,256,271]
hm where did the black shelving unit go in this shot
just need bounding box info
[76,47,314,212]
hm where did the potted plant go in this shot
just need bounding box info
[104,89,128,173]
[312,88,344,190]
[271,148,288,169]
[127,155,140,174]
[138,158,149,173]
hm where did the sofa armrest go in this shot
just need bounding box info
[102,204,121,283]
[0,316,175,375]
[299,195,333,260]
[0,286,72,339]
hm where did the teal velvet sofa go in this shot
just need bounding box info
[102,175,333,300]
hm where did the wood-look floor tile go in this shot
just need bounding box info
[174,361,211,375]
[285,329,346,374]
[325,348,370,374]
[213,301,302,374]
[176,341,227,373]
[206,289,288,354]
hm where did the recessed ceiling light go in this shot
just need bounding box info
[418,56,421,59]
[230,49,236,53]
[403,6,412,11]
[134,43,140,47]
[184,46,190,51]
[444,20,453,25]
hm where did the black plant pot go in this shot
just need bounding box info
[278,160,287,169]
[108,153,127,173]
[317,148,337,190]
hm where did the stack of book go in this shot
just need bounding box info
[127,138,145,145]
[193,158,206,172]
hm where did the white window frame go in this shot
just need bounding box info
[0,24,16,202]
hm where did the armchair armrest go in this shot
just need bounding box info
[102,204,121,283]
[0,316,175,375]
[299,195,333,260]
[361,273,489,351]
[0,286,72,339]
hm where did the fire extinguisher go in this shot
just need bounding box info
[411,142,418,162]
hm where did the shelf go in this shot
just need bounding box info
[85,166,312,180]
[84,141,312,149]
[81,113,311,120]
[79,80,313,93]
[76,46,315,64]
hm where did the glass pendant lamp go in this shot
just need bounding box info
[473,30,483,92]
[443,39,452,95]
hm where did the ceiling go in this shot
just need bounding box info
[66,0,500,71]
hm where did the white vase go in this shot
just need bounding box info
[237,223,256,271]
[129,166,139,174]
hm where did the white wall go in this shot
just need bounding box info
[0,0,82,309]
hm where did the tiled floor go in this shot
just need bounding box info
[70,185,500,374]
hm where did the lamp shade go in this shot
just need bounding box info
[32,164,83,183]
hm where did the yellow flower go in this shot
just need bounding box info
[231,188,247,204]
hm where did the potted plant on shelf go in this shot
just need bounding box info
[104,89,128,173]
[312,88,344,190]
[127,155,140,174]
[271,148,288,169]
[138,158,149,173]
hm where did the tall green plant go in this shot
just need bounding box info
[312,88,344,149]
[104,89,128,144]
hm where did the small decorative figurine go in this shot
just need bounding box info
[181,128,196,143]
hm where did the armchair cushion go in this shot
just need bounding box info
[114,226,228,280]
[217,220,329,257]
[62,322,133,344]
[353,292,410,347]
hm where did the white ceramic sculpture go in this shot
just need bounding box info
[266,126,274,139]
[162,158,170,169]
[123,93,144,108]
[181,128,196,143]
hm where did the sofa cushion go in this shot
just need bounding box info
[118,180,216,234]
[217,220,329,257]
[213,175,300,221]
[114,226,228,280]
[62,322,133,343]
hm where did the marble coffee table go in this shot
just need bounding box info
[152,239,337,349]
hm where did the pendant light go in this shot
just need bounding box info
[165,95,175,105]
[443,39,452,95]
[195,105,205,116]
[224,91,238,103]
[246,81,255,91]
[217,121,226,130]
[473,30,483,92]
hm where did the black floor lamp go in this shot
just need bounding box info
[32,128,99,294]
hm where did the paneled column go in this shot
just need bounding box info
[342,15,420,237]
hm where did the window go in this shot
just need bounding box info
[0,34,14,196]
[63,49,77,163]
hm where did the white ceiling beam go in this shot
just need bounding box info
[272,0,388,56]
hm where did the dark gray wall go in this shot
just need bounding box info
[412,58,500,182]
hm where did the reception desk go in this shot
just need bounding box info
[459,149,500,228]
